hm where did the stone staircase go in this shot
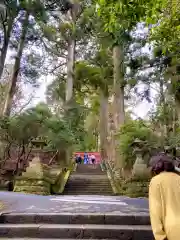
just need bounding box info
[63,164,113,195]
[0,212,153,239]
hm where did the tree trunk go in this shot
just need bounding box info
[159,77,168,141]
[175,96,180,123]
[112,45,125,177]
[3,12,29,116]
[99,90,109,162]
[65,1,79,103]
[0,19,13,80]
[113,45,125,127]
[66,38,75,103]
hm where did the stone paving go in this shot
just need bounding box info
[0,191,149,215]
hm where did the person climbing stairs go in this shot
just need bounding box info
[63,164,113,195]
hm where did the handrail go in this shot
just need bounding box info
[105,161,117,182]
[105,161,119,194]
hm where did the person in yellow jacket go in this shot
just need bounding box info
[149,153,180,240]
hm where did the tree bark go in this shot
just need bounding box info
[66,38,75,103]
[0,19,13,80]
[113,45,125,127]
[65,1,79,103]
[175,96,180,123]
[112,45,125,176]
[159,77,168,140]
[3,12,29,116]
[99,90,109,162]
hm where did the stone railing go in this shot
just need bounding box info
[104,161,120,195]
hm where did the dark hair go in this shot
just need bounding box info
[149,153,175,175]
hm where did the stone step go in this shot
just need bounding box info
[64,185,112,188]
[0,213,150,225]
[0,224,153,239]
[76,164,102,169]
[67,181,110,184]
[65,184,112,187]
[75,172,105,174]
[64,186,112,189]
[73,171,106,176]
[63,193,113,195]
[67,179,111,183]
[64,172,113,194]
[70,176,107,179]
[75,166,103,174]
[68,183,109,186]
[63,191,113,193]
[63,188,112,190]
[0,239,118,240]
[63,190,113,192]
[63,188,112,191]
[65,185,111,188]
[69,178,109,181]
[66,184,112,186]
[67,178,110,182]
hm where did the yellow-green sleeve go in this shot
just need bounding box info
[149,179,167,240]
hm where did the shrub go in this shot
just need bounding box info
[118,119,159,168]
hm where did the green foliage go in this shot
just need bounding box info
[97,0,148,43]
[45,116,74,149]
[0,103,79,151]
[150,102,174,129]
[75,61,102,90]
[146,0,180,53]
[118,120,158,168]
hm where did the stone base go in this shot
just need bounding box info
[132,163,150,180]
[14,179,51,195]
[14,156,53,195]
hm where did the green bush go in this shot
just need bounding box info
[0,103,83,156]
[118,120,159,168]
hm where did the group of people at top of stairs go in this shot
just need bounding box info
[75,152,96,165]
[149,153,180,240]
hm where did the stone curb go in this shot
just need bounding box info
[0,224,153,239]
[0,213,150,225]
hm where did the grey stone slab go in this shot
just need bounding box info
[0,224,152,239]
[0,213,36,224]
[134,214,150,225]
[70,213,105,225]
[0,224,40,238]
[39,224,83,239]
[82,225,134,239]
[133,226,153,240]
[105,214,135,225]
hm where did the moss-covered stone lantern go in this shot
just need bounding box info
[31,137,47,149]
[131,138,150,179]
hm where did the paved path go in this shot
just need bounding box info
[0,192,149,215]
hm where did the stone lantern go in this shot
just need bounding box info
[31,137,47,149]
[131,138,150,178]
